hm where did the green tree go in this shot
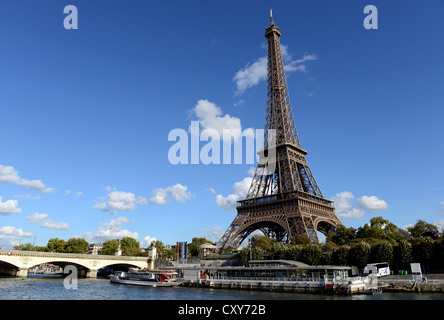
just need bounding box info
[327,225,356,246]
[300,244,322,265]
[14,243,35,251]
[223,245,234,254]
[65,238,89,254]
[120,237,140,256]
[408,220,440,240]
[287,245,303,261]
[147,240,169,258]
[238,246,264,266]
[332,245,350,266]
[320,251,333,265]
[413,237,435,266]
[101,239,119,255]
[270,239,283,253]
[356,217,403,245]
[251,247,264,261]
[290,235,311,246]
[349,242,371,270]
[238,247,250,266]
[276,246,289,260]
[434,240,444,269]
[46,238,67,253]
[152,240,165,252]
[371,240,393,264]
[252,235,271,251]
[188,237,211,256]
[394,240,412,270]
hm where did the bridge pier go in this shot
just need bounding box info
[0,266,28,277]
[77,268,98,278]
[16,268,28,278]
[86,269,98,278]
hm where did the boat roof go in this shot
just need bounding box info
[178,260,351,271]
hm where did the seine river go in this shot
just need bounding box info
[1,275,443,300]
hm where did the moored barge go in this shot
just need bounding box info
[178,260,382,294]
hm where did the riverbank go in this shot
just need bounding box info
[181,274,444,294]
[378,274,444,293]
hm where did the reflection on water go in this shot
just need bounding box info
[0,276,443,300]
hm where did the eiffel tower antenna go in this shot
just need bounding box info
[216,11,342,253]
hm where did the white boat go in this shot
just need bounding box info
[110,270,181,287]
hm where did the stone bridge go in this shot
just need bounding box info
[0,249,151,278]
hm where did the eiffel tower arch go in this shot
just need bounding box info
[217,10,342,253]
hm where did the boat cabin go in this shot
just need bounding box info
[179,260,351,282]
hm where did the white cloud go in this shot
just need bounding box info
[79,217,139,242]
[198,226,224,242]
[216,177,252,211]
[0,164,55,194]
[216,193,240,211]
[433,220,444,232]
[94,189,148,214]
[357,195,389,213]
[0,226,34,249]
[25,212,48,223]
[13,194,41,200]
[0,196,23,215]
[149,188,169,205]
[233,48,318,95]
[332,191,365,219]
[332,191,389,219]
[25,212,70,230]
[40,220,70,230]
[233,177,252,198]
[233,99,244,107]
[233,57,267,95]
[149,183,193,205]
[284,53,318,72]
[142,236,157,248]
[247,167,256,177]
[206,188,217,195]
[438,201,444,215]
[191,99,245,141]
[0,225,34,237]
[64,190,84,197]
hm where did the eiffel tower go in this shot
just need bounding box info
[217,9,342,253]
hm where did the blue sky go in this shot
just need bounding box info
[0,0,443,249]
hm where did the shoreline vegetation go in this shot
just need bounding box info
[11,217,444,276]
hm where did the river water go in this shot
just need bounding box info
[1,275,443,300]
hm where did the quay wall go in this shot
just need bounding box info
[381,281,444,293]
[377,274,444,293]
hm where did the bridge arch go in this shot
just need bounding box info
[0,250,149,278]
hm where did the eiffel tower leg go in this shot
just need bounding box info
[304,216,320,243]
[286,213,320,244]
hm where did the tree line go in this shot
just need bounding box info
[237,217,444,273]
[13,217,444,273]
[13,236,208,259]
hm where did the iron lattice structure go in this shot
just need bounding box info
[217,11,342,253]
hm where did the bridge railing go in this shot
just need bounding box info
[0,249,147,261]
